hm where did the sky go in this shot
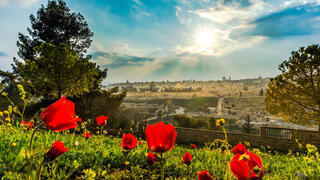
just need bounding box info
[0,0,319,84]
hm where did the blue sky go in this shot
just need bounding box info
[0,0,319,84]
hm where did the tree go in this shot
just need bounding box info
[1,0,106,100]
[265,44,320,130]
[157,110,162,121]
[17,43,99,99]
[259,89,264,96]
[242,115,253,134]
[16,0,92,59]
[173,114,193,128]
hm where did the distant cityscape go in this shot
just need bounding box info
[105,77,318,132]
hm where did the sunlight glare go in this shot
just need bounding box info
[195,28,215,48]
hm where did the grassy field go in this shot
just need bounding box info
[1,124,319,179]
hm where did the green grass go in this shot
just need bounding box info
[0,125,319,179]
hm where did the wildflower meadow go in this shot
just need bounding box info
[0,85,319,179]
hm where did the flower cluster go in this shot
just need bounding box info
[230,143,264,180]
[21,121,33,130]
[4,91,267,179]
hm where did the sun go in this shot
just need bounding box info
[194,28,215,48]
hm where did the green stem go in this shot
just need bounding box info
[187,164,190,180]
[100,126,103,136]
[37,158,45,180]
[221,126,229,150]
[29,122,45,151]
[160,153,164,180]
[71,129,76,146]
[4,95,22,123]
[21,99,27,122]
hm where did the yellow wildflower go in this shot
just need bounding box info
[239,153,250,161]
[216,118,225,127]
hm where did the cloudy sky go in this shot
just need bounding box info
[0,0,319,84]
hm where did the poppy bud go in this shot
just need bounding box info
[183,152,192,165]
[46,141,68,160]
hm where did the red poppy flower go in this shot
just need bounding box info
[139,141,142,145]
[232,143,247,155]
[191,144,196,149]
[84,132,90,139]
[197,170,213,180]
[147,152,157,164]
[230,151,264,180]
[41,96,82,132]
[21,121,33,130]
[183,152,192,165]
[121,133,137,150]
[145,121,177,153]
[96,115,108,126]
[46,141,68,160]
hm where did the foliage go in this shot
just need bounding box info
[16,0,92,59]
[242,115,254,134]
[173,114,209,129]
[259,89,264,96]
[0,0,107,101]
[0,125,319,179]
[16,43,100,99]
[71,87,127,129]
[265,44,320,128]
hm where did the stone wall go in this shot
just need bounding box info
[138,124,320,151]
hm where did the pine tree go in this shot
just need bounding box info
[242,115,253,134]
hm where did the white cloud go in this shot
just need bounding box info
[0,0,40,7]
[18,0,38,6]
[311,16,320,29]
[0,0,9,6]
[131,5,151,19]
[175,6,192,26]
[174,0,319,56]
[130,0,151,20]
[90,41,150,57]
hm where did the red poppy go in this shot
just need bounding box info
[46,141,68,160]
[41,96,82,132]
[96,115,108,126]
[183,152,192,165]
[191,144,196,149]
[84,132,90,139]
[121,133,137,150]
[21,121,33,130]
[197,170,213,180]
[145,121,177,153]
[139,141,142,145]
[232,143,247,155]
[147,152,157,164]
[230,151,264,180]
